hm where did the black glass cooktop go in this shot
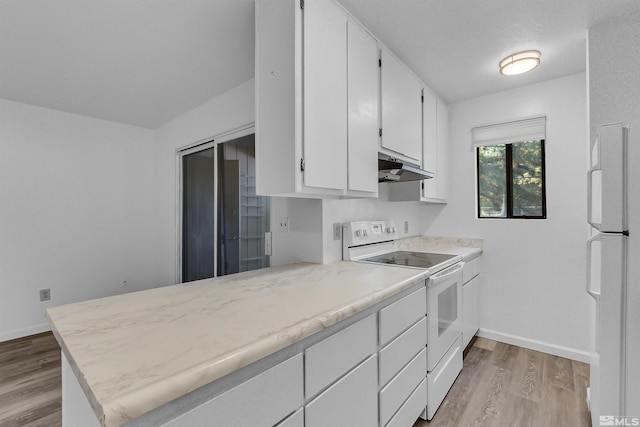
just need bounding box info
[362,251,456,269]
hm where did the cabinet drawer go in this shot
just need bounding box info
[385,378,427,427]
[379,317,427,386]
[379,287,426,346]
[275,408,303,427]
[462,259,474,284]
[379,348,427,426]
[166,354,303,427]
[305,355,378,427]
[305,314,376,398]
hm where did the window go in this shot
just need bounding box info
[477,139,546,218]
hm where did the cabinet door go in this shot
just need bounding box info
[462,280,474,349]
[305,355,378,427]
[303,0,347,190]
[435,98,449,200]
[422,89,438,199]
[380,48,422,163]
[347,21,379,194]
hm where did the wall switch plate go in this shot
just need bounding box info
[40,288,51,302]
[404,221,409,234]
[264,231,272,256]
[333,223,341,241]
[279,217,289,233]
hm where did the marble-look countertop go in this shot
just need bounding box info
[46,261,430,427]
[396,235,483,261]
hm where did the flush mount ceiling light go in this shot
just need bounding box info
[499,50,541,76]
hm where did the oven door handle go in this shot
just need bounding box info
[428,262,464,286]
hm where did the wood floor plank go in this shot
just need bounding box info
[572,361,592,427]
[543,353,575,391]
[499,394,539,427]
[473,337,497,351]
[511,348,545,402]
[540,381,579,426]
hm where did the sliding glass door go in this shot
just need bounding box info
[179,131,269,283]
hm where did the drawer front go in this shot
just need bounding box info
[379,348,427,426]
[462,259,474,284]
[305,355,378,427]
[166,354,303,427]
[379,317,427,386]
[427,335,463,420]
[276,408,303,427]
[305,314,377,398]
[379,286,426,346]
[385,378,427,427]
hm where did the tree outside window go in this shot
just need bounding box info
[477,140,546,219]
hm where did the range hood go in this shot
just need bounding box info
[378,153,434,183]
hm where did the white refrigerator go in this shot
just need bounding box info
[586,122,634,426]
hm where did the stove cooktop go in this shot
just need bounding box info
[362,251,457,269]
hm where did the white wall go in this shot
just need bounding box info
[0,99,160,341]
[588,11,640,412]
[422,73,591,360]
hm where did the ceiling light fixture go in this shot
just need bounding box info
[499,50,541,76]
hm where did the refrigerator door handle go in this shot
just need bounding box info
[586,233,601,300]
[587,165,602,230]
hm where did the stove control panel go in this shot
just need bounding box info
[343,220,399,248]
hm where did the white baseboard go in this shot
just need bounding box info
[0,323,51,343]
[477,328,591,363]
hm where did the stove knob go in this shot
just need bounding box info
[355,229,364,237]
[363,230,369,236]
[392,227,397,233]
[386,227,393,233]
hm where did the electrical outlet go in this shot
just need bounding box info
[279,217,289,233]
[39,288,51,302]
[404,221,409,234]
[333,223,341,241]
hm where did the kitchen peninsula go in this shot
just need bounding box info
[47,241,481,427]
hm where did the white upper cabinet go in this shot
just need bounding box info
[388,91,450,203]
[255,0,377,198]
[422,88,438,199]
[434,97,450,201]
[347,20,379,194]
[380,48,423,164]
[303,0,347,191]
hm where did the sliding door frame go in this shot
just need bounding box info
[175,124,255,284]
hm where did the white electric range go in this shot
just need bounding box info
[342,220,464,420]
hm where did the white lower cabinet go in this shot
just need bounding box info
[305,314,377,398]
[379,317,427,386]
[386,379,428,427]
[164,354,303,427]
[305,355,378,427]
[462,255,482,349]
[379,348,427,425]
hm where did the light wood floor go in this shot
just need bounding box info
[415,337,591,427]
[0,333,590,427]
[0,332,61,427]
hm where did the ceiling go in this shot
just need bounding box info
[1,0,638,129]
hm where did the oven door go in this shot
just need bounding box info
[427,262,463,371]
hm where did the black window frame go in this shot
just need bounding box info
[476,139,547,219]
